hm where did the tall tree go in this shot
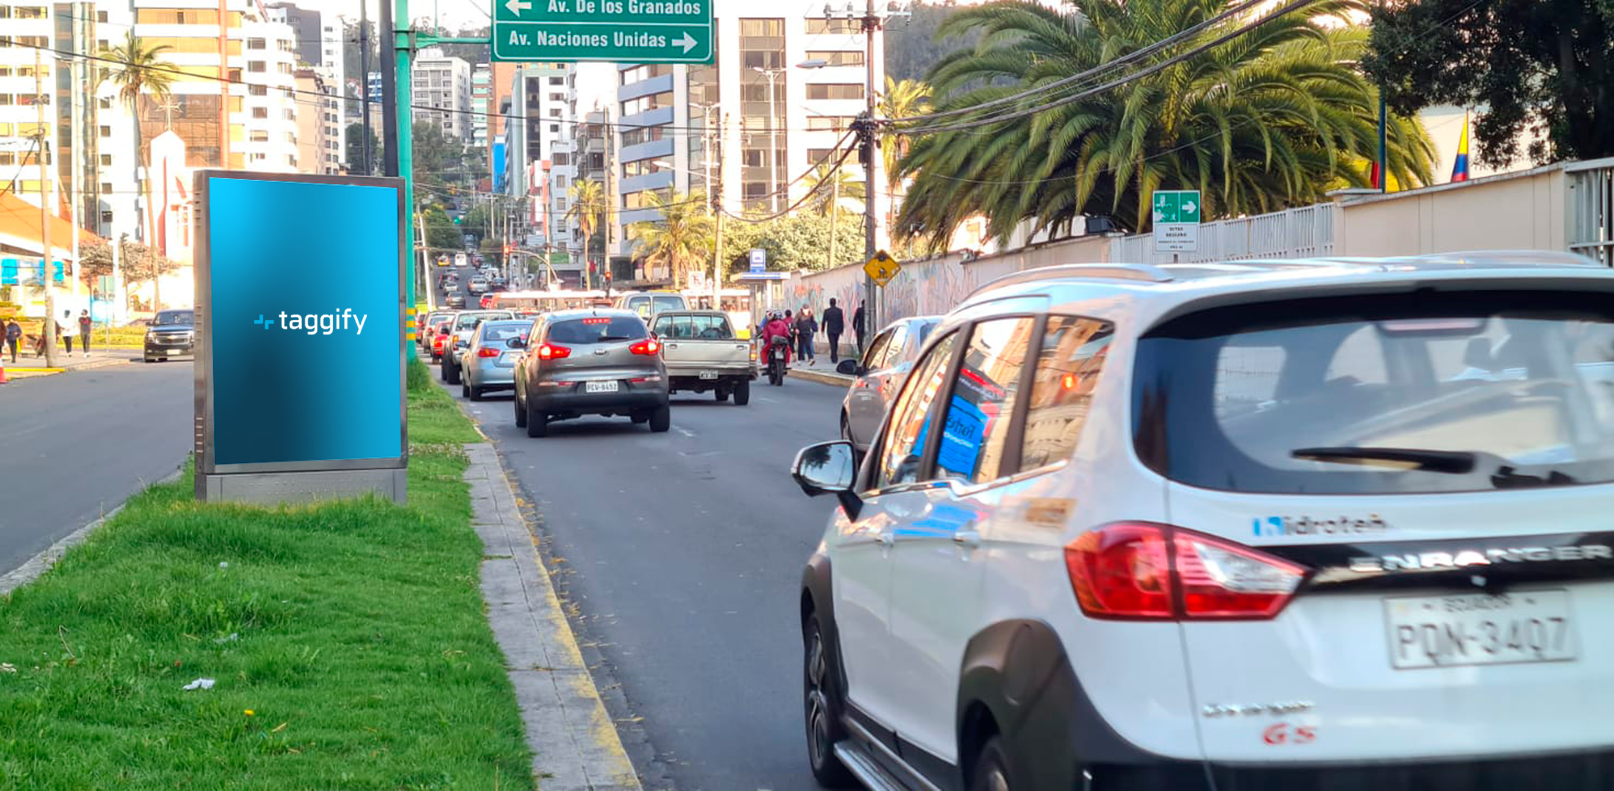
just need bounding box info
[1362,0,1614,167]
[566,179,608,274]
[98,32,174,308]
[627,192,713,289]
[800,163,866,216]
[880,77,932,188]
[896,0,1435,250]
[344,122,379,175]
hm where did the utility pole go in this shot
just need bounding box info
[710,111,726,304]
[34,48,60,367]
[826,168,840,270]
[859,0,881,334]
[381,0,417,354]
[360,1,372,174]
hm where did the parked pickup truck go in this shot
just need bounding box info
[650,310,756,405]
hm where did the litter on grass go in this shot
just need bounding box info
[182,678,216,691]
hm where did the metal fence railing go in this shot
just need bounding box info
[1110,203,1339,264]
[1568,158,1614,267]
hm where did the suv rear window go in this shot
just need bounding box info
[548,316,647,344]
[154,310,193,326]
[1135,290,1614,494]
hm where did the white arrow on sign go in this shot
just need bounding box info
[673,31,697,53]
[1182,200,1197,215]
[505,0,530,16]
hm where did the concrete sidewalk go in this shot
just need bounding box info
[2,347,141,377]
[789,358,854,387]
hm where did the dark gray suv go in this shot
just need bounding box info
[512,309,670,436]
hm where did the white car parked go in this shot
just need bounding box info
[792,252,1614,791]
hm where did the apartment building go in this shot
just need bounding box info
[266,2,345,163]
[571,108,617,272]
[411,49,471,141]
[471,63,490,150]
[293,67,342,174]
[500,62,577,285]
[612,0,882,260]
[0,0,99,226]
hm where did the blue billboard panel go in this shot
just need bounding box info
[198,173,403,473]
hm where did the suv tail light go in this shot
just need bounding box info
[629,338,661,356]
[477,347,501,358]
[537,343,570,360]
[1064,523,1306,621]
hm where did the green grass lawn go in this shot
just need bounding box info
[0,372,534,790]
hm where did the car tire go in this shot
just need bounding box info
[462,380,471,398]
[804,615,855,789]
[715,389,729,402]
[631,412,649,424]
[447,363,461,385]
[648,405,671,433]
[525,401,548,437]
[967,737,1013,791]
[514,390,528,427]
[469,385,482,401]
[143,357,154,363]
[733,380,751,406]
[441,360,450,381]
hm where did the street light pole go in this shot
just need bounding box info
[33,48,59,367]
[860,0,881,333]
[751,67,783,213]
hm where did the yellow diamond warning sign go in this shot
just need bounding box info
[863,250,901,287]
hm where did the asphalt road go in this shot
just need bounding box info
[449,371,847,791]
[0,361,193,577]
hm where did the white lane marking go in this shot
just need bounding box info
[673,426,697,439]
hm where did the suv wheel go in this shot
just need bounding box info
[514,390,527,427]
[804,615,854,788]
[968,737,1012,791]
[648,405,671,433]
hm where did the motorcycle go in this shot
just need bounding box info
[766,335,790,386]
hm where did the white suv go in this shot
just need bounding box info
[791,254,1614,791]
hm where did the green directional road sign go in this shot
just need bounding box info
[1152,189,1201,253]
[493,0,713,63]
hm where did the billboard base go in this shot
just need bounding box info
[198,468,407,506]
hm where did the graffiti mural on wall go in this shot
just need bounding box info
[790,253,1009,330]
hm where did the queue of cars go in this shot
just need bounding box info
[790,252,1614,791]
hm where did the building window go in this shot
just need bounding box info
[550,124,559,132]
[549,76,564,85]
[284,109,295,120]
[806,18,860,34]
[805,115,854,131]
[100,154,113,166]
[97,10,108,22]
[99,124,111,137]
[252,107,267,118]
[806,83,864,100]
[101,182,113,193]
[99,97,112,109]
[805,50,864,67]
[248,37,266,50]
[248,61,266,73]
[249,84,267,96]
[620,90,674,116]
[101,210,113,225]
[250,130,268,142]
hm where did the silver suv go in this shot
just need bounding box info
[838,316,941,454]
[512,309,670,436]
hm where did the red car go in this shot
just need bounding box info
[428,317,455,362]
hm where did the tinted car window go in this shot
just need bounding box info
[547,316,647,344]
[876,324,910,369]
[653,295,685,314]
[479,322,529,342]
[874,331,959,490]
[935,318,1034,484]
[154,310,194,326]
[1135,290,1614,494]
[1021,317,1114,470]
[860,330,892,370]
[653,314,733,340]
[455,311,514,330]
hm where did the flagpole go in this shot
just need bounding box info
[1376,0,1387,194]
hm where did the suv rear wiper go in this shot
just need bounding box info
[1291,446,1476,474]
[1293,447,1580,488]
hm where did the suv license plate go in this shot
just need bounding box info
[1385,590,1576,669]
[699,370,719,380]
[585,381,619,394]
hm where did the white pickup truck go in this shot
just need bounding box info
[650,310,757,405]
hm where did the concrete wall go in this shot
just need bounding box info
[1339,166,1567,257]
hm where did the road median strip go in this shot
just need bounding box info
[0,379,535,789]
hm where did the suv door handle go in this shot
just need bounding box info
[876,532,895,547]
[952,530,981,548]
[667,343,679,349]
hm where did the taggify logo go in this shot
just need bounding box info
[253,310,370,336]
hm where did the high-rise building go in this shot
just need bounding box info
[471,63,491,150]
[293,68,342,174]
[612,0,882,264]
[501,63,577,285]
[266,2,345,164]
[0,0,100,228]
[411,49,471,140]
[572,108,617,272]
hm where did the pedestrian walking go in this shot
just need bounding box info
[796,306,817,365]
[77,309,91,358]
[821,298,845,364]
[58,310,74,355]
[852,302,867,354]
[5,318,20,364]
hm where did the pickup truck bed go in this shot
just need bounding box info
[651,311,757,405]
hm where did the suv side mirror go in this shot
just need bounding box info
[835,359,861,377]
[792,441,862,518]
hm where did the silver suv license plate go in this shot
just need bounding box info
[1385,590,1576,669]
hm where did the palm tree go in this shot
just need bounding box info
[627,191,714,289]
[895,0,1436,251]
[879,77,931,188]
[98,31,174,308]
[800,161,866,217]
[566,178,608,284]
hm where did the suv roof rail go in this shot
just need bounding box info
[1393,250,1604,268]
[970,263,1174,299]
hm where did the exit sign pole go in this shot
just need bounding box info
[493,0,714,63]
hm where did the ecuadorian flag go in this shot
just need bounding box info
[1452,112,1471,182]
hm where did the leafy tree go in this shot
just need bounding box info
[627,191,713,288]
[412,121,469,191]
[566,179,608,279]
[885,2,981,82]
[345,122,380,175]
[896,0,1435,250]
[421,205,463,254]
[800,163,865,216]
[479,236,504,267]
[98,31,174,302]
[880,78,932,188]
[1362,0,1614,167]
[721,212,865,273]
[78,237,180,296]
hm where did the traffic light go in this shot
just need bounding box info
[502,243,511,255]
[453,215,461,224]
